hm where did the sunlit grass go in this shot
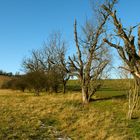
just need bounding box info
[0,89,140,139]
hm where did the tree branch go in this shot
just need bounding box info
[74,20,83,68]
[68,56,79,71]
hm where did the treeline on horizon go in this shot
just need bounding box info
[0,70,14,77]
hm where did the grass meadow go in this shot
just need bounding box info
[0,79,140,140]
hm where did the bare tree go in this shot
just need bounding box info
[68,0,117,104]
[41,32,70,93]
[22,32,70,93]
[102,3,140,119]
[22,49,43,72]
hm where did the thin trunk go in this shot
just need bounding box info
[62,82,66,94]
[22,88,25,92]
[35,89,40,96]
[88,90,96,102]
[54,86,58,93]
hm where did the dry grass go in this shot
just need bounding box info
[0,89,140,139]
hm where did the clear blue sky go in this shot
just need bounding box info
[0,0,139,74]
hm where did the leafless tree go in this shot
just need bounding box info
[39,32,70,93]
[22,32,70,93]
[22,49,43,72]
[102,3,140,119]
[68,0,117,104]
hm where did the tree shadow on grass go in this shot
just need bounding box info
[90,94,127,102]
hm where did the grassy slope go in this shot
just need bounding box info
[0,89,140,140]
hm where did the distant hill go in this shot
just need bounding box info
[0,75,12,88]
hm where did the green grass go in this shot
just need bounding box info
[127,119,140,138]
[0,89,140,139]
[67,79,133,92]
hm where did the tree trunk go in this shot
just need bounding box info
[21,88,25,92]
[62,82,66,94]
[82,86,89,104]
[127,77,140,119]
[35,89,40,96]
